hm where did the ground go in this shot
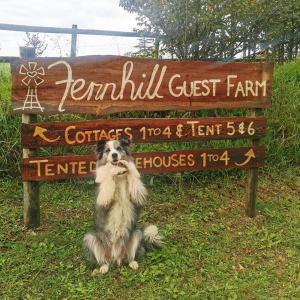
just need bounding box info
[0,167,299,299]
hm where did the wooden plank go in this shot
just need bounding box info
[22,146,265,181]
[22,116,267,148]
[12,56,273,115]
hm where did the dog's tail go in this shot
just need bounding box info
[142,225,163,250]
[83,231,101,265]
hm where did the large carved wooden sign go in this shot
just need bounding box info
[11,55,273,225]
[12,56,273,115]
[22,147,265,181]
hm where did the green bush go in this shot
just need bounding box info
[265,60,300,166]
[0,64,22,176]
[0,60,299,178]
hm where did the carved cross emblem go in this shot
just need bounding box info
[19,62,45,86]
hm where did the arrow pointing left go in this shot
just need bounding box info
[33,126,60,143]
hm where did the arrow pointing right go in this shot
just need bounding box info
[235,149,256,166]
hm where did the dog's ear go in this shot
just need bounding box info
[120,137,131,148]
[96,140,106,159]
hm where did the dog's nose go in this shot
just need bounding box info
[112,153,118,160]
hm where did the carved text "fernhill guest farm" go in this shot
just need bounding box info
[49,60,267,112]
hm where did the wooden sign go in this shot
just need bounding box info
[22,146,265,181]
[22,116,267,148]
[12,56,273,115]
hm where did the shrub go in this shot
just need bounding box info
[0,64,22,176]
[265,60,300,166]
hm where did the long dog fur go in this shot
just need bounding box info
[83,138,163,275]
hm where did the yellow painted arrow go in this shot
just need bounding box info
[235,149,256,166]
[33,126,60,143]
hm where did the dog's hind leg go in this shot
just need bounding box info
[83,232,109,275]
[92,263,109,276]
[126,229,143,270]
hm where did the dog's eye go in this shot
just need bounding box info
[117,146,122,151]
[105,149,110,153]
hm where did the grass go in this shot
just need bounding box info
[0,58,299,298]
[0,167,299,299]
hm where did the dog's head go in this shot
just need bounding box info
[96,137,132,165]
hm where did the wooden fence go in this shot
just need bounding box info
[0,23,158,60]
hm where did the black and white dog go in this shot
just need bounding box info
[83,137,163,275]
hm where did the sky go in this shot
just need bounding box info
[0,0,141,57]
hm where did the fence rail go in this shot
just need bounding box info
[0,23,159,58]
[0,56,20,63]
[0,23,155,38]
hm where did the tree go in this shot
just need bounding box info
[132,37,156,57]
[120,0,300,62]
[260,0,300,62]
[50,35,70,57]
[24,33,47,57]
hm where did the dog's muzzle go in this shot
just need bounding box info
[111,153,119,165]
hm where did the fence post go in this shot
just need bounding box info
[20,47,40,228]
[245,108,261,218]
[71,24,77,57]
[154,37,160,59]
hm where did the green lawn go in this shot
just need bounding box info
[0,59,299,299]
[0,168,299,299]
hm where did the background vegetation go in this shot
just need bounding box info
[121,0,300,62]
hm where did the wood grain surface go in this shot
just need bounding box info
[21,116,267,148]
[12,56,273,115]
[22,146,265,181]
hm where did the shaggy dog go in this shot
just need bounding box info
[83,137,163,275]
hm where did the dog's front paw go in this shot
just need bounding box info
[129,260,139,270]
[111,165,127,176]
[118,160,129,169]
[117,167,127,176]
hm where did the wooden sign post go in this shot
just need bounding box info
[19,48,40,228]
[246,108,263,218]
[10,55,273,227]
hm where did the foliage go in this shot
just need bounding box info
[0,64,21,176]
[131,37,157,58]
[265,59,300,166]
[120,0,300,62]
[24,33,48,57]
[0,167,299,299]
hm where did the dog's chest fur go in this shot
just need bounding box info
[106,176,134,241]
